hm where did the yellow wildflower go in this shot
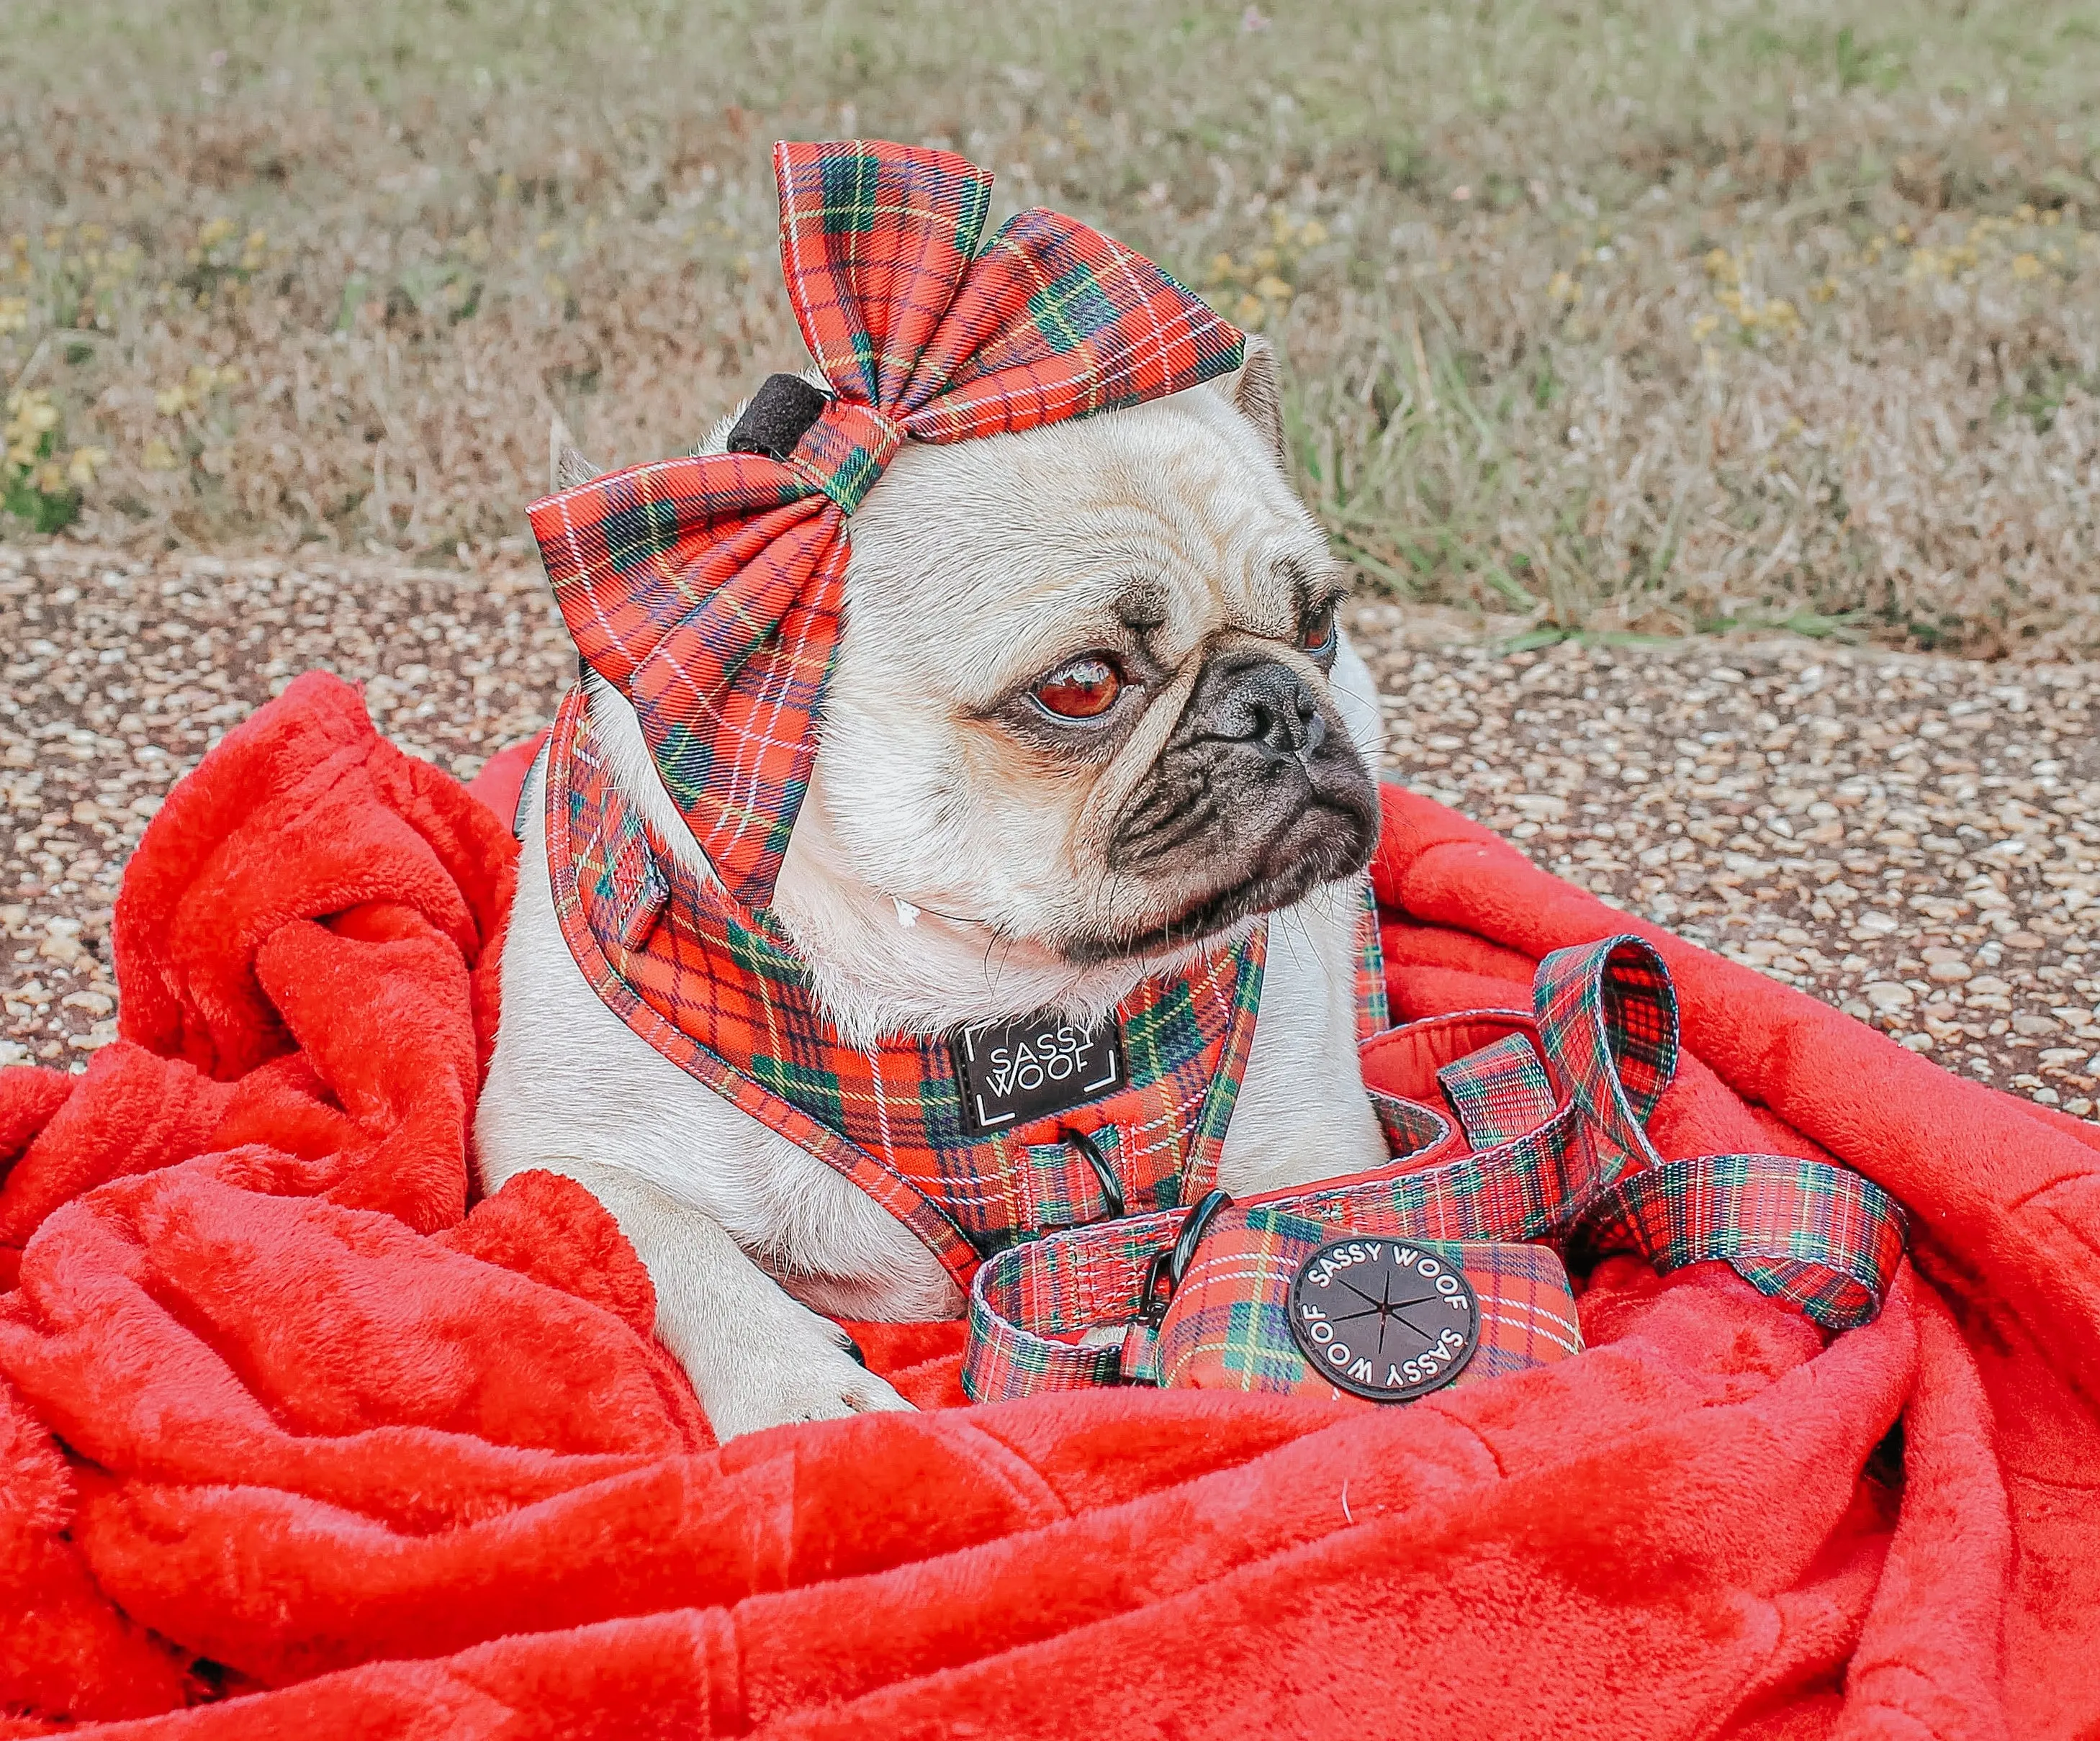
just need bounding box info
[1234,292,1263,323]
[31,459,66,493]
[2011,253,2043,279]
[142,438,179,470]
[1549,270,1579,303]
[1253,274,1292,301]
[198,217,237,250]
[1252,246,1279,272]
[1703,248,1738,284]
[1808,277,1838,304]
[1299,220,1328,247]
[154,384,189,416]
[1690,312,1720,341]
[66,446,108,487]
[9,391,58,434]
[0,297,27,334]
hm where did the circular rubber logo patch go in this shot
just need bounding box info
[1288,1239,1480,1402]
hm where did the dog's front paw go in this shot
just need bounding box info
[683,1310,914,1442]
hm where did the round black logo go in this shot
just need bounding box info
[1287,1239,1480,1402]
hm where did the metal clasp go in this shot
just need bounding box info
[1139,1188,1235,1325]
[1061,1126,1126,1223]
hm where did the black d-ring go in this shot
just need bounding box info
[1062,1126,1125,1221]
[1140,1188,1234,1324]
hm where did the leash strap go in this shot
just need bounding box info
[962,935,1907,1401]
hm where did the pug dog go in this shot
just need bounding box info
[475,338,1392,1438]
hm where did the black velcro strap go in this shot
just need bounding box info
[726,374,831,461]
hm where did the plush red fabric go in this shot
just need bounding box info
[1,674,2096,1738]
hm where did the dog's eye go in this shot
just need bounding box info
[1032,656,1124,720]
[1301,602,1338,659]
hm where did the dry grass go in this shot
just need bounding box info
[3,0,2098,651]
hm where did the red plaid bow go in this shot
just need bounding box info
[527,140,1245,910]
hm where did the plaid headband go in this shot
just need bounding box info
[527,139,1246,910]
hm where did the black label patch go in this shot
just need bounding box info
[951,1014,1125,1134]
[1288,1239,1480,1402]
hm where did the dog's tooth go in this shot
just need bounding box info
[893,897,921,928]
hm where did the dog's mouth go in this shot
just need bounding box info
[1063,790,1378,965]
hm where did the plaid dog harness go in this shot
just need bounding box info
[546,687,1397,1282]
[963,933,1909,1402]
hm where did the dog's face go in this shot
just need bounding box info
[801,343,1381,979]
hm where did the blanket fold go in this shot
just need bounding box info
[1,672,2095,1738]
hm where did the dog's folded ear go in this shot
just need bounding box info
[1217,335,1286,471]
[548,415,603,492]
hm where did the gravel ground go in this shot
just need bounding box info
[4,542,2096,1121]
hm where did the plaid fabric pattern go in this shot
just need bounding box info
[965,1210,1181,1396]
[1531,936,1677,1180]
[1437,1032,1556,1150]
[1024,1124,1127,1230]
[546,687,1265,1288]
[1353,879,1389,1040]
[1153,1211,1582,1398]
[1569,1153,1908,1329]
[1369,1090,1452,1159]
[963,932,1909,1401]
[528,140,1244,910]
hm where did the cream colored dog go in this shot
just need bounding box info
[477,340,1390,1438]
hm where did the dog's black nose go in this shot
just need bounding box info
[1187,658,1328,765]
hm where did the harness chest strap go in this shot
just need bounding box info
[960,936,1909,1403]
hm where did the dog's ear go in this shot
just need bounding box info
[1218,335,1287,471]
[548,415,603,492]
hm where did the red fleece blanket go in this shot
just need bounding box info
[4,672,2099,1739]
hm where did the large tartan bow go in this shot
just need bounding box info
[527,139,1245,910]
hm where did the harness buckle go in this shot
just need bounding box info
[1139,1188,1235,1325]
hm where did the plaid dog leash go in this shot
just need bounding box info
[961,936,1908,1401]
